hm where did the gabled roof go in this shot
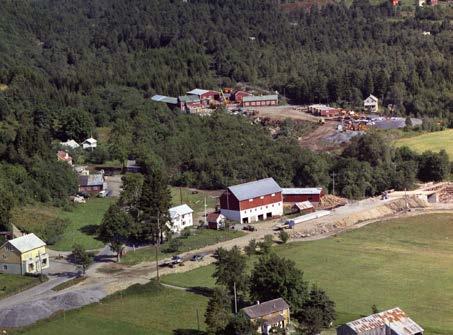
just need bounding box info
[242,298,289,319]
[292,201,314,210]
[227,178,282,201]
[82,137,97,144]
[60,139,80,149]
[282,188,323,195]
[187,88,210,96]
[169,204,193,219]
[345,307,424,335]
[243,95,278,102]
[79,174,104,187]
[6,233,46,253]
[151,95,178,104]
[365,94,378,102]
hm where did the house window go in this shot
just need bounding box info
[260,196,264,199]
[271,193,275,197]
[42,258,47,265]
[249,199,253,202]
[3,265,6,270]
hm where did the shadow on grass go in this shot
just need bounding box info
[187,286,214,298]
[79,224,99,236]
[173,329,206,335]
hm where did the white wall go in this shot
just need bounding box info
[170,213,193,233]
[221,201,283,223]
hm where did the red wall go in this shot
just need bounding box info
[200,91,219,101]
[79,185,103,194]
[283,192,323,203]
[220,191,282,211]
[243,99,277,107]
[234,91,252,103]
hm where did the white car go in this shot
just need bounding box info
[97,190,107,198]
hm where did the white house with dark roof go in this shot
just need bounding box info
[82,137,97,150]
[364,94,379,113]
[219,178,283,224]
[60,139,80,149]
[337,307,423,335]
[168,204,194,233]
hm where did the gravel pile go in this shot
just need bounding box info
[0,288,105,328]
[324,131,365,144]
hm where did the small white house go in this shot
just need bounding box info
[60,139,80,149]
[82,137,97,150]
[364,94,379,113]
[168,204,193,233]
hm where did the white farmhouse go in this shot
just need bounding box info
[364,94,379,113]
[82,137,97,150]
[168,204,194,233]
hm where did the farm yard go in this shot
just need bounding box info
[162,213,453,335]
[395,129,453,160]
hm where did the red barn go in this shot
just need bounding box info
[233,90,252,104]
[282,188,324,204]
[242,95,278,107]
[187,89,219,106]
[220,178,283,224]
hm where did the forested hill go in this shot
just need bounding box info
[0,0,451,225]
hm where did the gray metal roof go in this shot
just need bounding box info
[242,298,289,319]
[178,95,200,103]
[282,188,322,195]
[345,308,424,335]
[169,204,193,219]
[79,174,104,187]
[243,95,278,102]
[293,201,314,210]
[151,95,178,104]
[187,88,210,96]
[228,178,281,201]
[6,233,46,253]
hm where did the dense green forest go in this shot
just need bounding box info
[0,0,451,233]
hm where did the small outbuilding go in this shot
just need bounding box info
[207,212,226,230]
[78,174,104,194]
[60,139,80,149]
[291,201,315,214]
[282,188,324,204]
[364,94,379,113]
[337,307,423,335]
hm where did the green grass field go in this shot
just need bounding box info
[52,198,115,251]
[121,229,245,265]
[0,274,41,300]
[14,281,208,335]
[170,187,219,217]
[395,129,453,160]
[162,214,453,335]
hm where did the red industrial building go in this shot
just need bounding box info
[282,188,324,204]
[242,95,278,107]
[178,95,202,113]
[187,89,219,106]
[220,178,283,223]
[233,90,252,104]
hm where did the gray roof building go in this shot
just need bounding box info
[151,95,178,105]
[243,94,278,102]
[337,308,424,335]
[7,234,46,253]
[79,174,104,187]
[228,178,282,201]
[282,188,323,195]
[242,298,289,320]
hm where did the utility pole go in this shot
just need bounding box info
[155,210,160,282]
[204,196,207,227]
[233,282,238,314]
[331,172,336,195]
[179,187,183,205]
[196,309,200,331]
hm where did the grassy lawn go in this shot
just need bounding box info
[14,281,208,335]
[162,214,453,335]
[394,129,453,160]
[0,274,41,300]
[170,187,219,217]
[121,229,245,265]
[52,198,115,251]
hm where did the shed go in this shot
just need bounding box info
[207,212,226,230]
[291,201,315,214]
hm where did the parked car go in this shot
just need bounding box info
[97,190,107,198]
[243,225,256,232]
[73,195,86,204]
[163,255,183,268]
[77,191,90,198]
[191,254,204,262]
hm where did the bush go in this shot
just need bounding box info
[279,230,289,244]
